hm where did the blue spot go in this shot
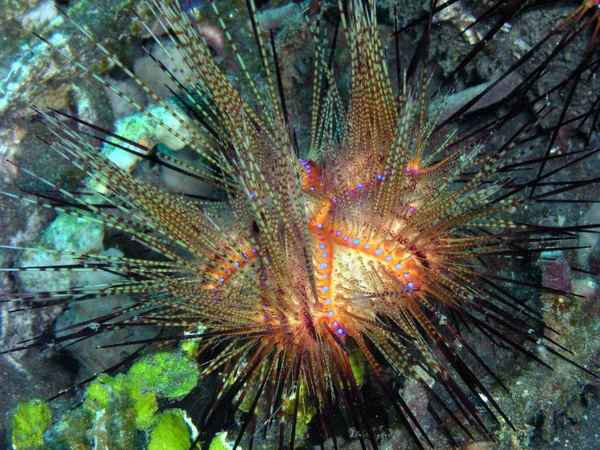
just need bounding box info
[251,248,258,254]
[322,274,328,279]
[336,231,342,236]
[242,252,249,259]
[395,263,402,270]
[376,174,383,180]
[343,236,349,241]
[317,223,323,229]
[333,321,338,327]
[322,253,328,258]
[337,328,344,334]
[310,187,315,191]
[375,248,382,255]
[218,277,225,283]
[325,298,331,305]
[353,238,360,245]
[328,311,334,317]
[319,244,326,249]
[320,263,328,269]
[233,262,240,267]
[407,282,414,289]
[364,244,370,250]
[403,272,409,279]
[386,256,392,262]
[358,183,364,189]
[322,286,329,292]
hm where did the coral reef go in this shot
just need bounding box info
[1,1,599,450]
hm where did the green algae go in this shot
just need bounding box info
[128,351,200,400]
[208,431,238,450]
[33,349,200,449]
[10,399,52,450]
[148,409,200,450]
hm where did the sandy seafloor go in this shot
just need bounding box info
[1,0,600,449]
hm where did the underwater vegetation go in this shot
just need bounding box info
[1,0,600,449]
